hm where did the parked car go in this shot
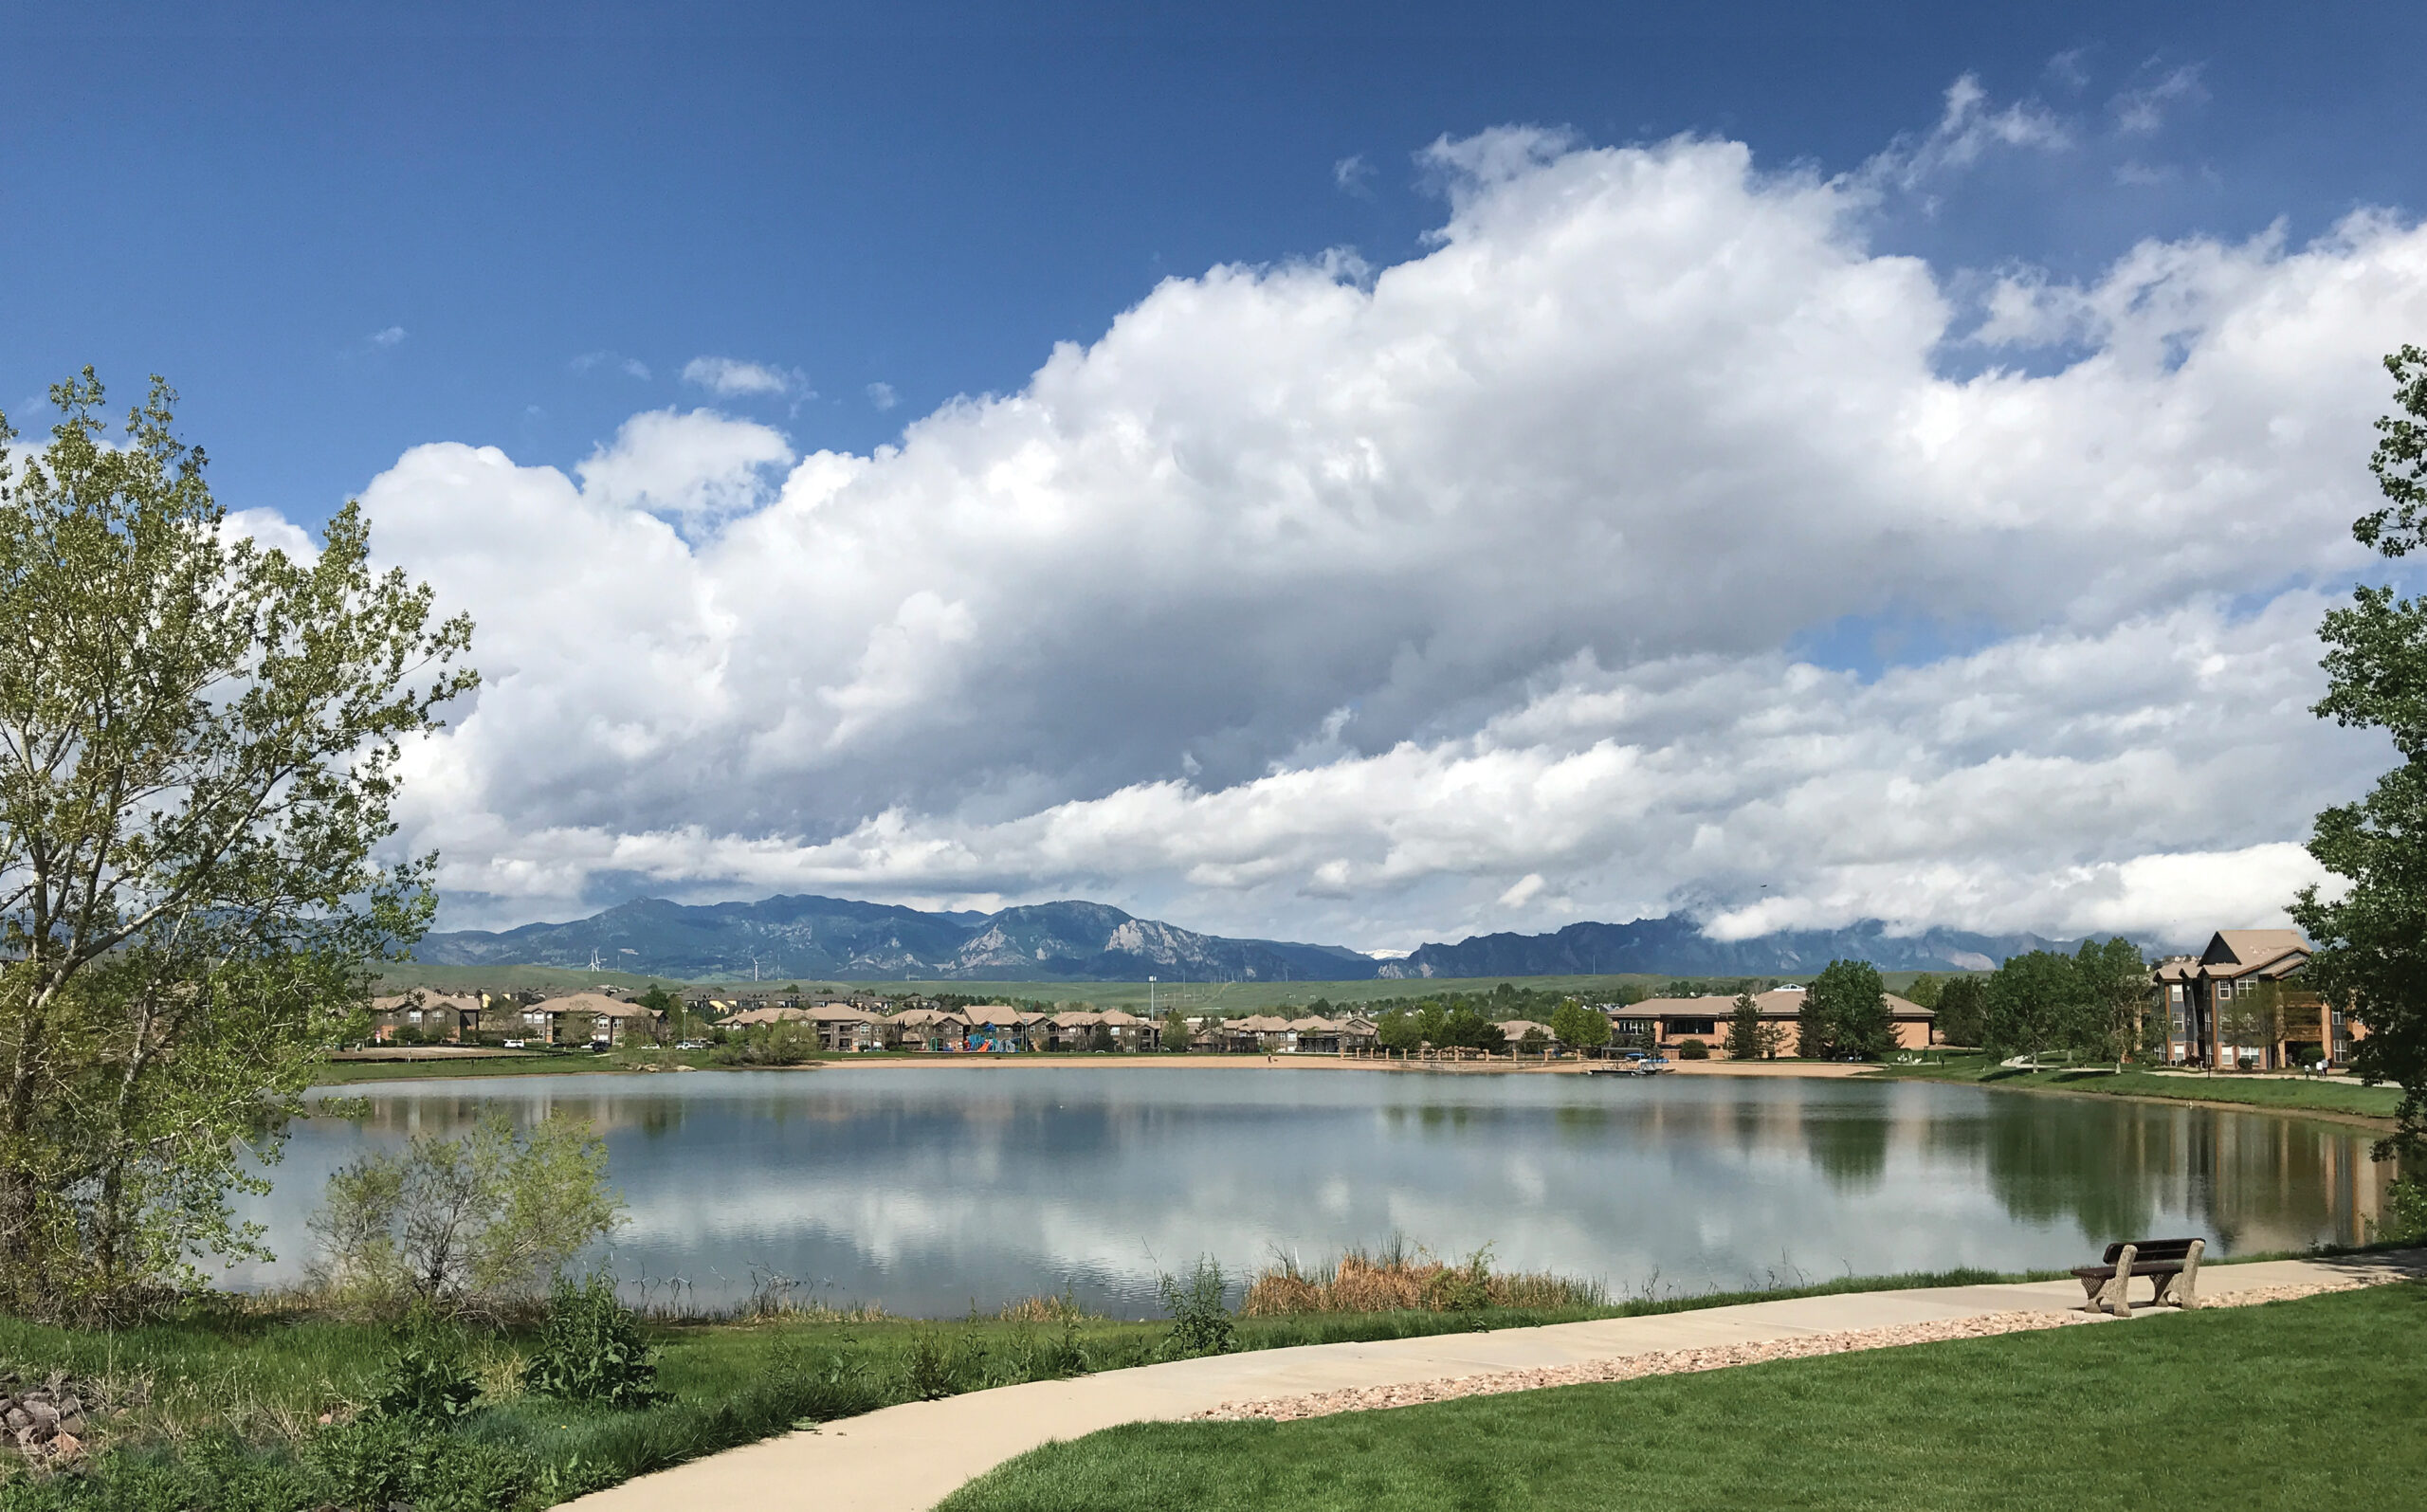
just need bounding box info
[675,1039,707,1050]
[502,1038,526,1048]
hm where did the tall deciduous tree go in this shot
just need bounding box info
[1983,951,2078,1066]
[0,373,475,1317]
[1547,998,1611,1056]
[1933,975,1989,1047]
[2071,937,2153,1068]
[1807,959,1893,1061]
[2294,344,2427,1161]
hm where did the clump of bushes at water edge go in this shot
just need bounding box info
[1239,1239,1607,1317]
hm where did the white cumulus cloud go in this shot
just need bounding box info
[682,355,798,397]
[326,119,2426,951]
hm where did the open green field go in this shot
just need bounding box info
[1870,1054,2402,1122]
[940,1283,2427,1512]
[0,1268,2059,1510]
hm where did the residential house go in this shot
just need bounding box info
[806,1004,890,1052]
[962,1006,1028,1052]
[1608,987,1934,1058]
[1284,1016,1347,1052]
[1219,1013,1298,1051]
[521,991,660,1047]
[889,1007,971,1051]
[2152,930,2348,1069]
[369,992,484,1044]
[1014,1009,1057,1047]
[1039,1009,1156,1050]
[722,1005,813,1028]
[1098,1009,1156,1049]
[1498,1018,1557,1050]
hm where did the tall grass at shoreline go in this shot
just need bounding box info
[1242,1240,1606,1316]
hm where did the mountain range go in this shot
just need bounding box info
[414,894,2080,982]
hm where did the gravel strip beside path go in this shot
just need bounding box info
[1188,1279,2376,1423]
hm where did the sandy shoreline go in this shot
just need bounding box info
[810,1054,1880,1078]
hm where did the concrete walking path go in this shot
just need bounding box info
[566,1250,2423,1512]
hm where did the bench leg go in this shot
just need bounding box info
[2176,1240,2203,1310]
[2098,1245,2138,1317]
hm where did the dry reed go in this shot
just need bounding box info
[995,1294,1095,1324]
[1240,1242,1605,1317]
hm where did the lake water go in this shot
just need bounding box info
[234,1066,2395,1317]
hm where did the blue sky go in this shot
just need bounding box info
[6,2,2425,948]
[9,2,2422,528]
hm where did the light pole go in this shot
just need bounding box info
[1148,975,1157,1019]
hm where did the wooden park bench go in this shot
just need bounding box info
[2072,1237,2204,1317]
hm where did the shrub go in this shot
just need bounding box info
[370,1305,482,1423]
[1239,1240,1605,1316]
[308,1112,623,1307]
[1421,1248,1495,1312]
[405,1435,537,1512]
[988,1317,1089,1385]
[1158,1255,1234,1357]
[2373,1175,2427,1245]
[769,1340,885,1422]
[522,1273,662,1409]
[709,1023,818,1066]
[1676,1038,1710,1060]
[896,1330,984,1400]
[305,1416,419,1506]
[303,1417,536,1512]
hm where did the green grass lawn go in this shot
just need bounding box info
[940,1284,2427,1512]
[1872,1054,2402,1120]
[312,1047,748,1084]
[0,1266,2082,1509]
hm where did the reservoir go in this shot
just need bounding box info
[236,1066,2394,1316]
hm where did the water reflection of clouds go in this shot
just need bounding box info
[238,1069,2389,1316]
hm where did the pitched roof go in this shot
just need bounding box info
[1619,987,1930,1019]
[1227,1014,1295,1032]
[2204,930,2311,975]
[806,1006,883,1024]
[532,992,655,1018]
[724,1005,812,1026]
[372,993,483,1014]
[1623,993,1739,1015]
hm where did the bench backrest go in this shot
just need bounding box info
[2099,1238,2201,1265]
